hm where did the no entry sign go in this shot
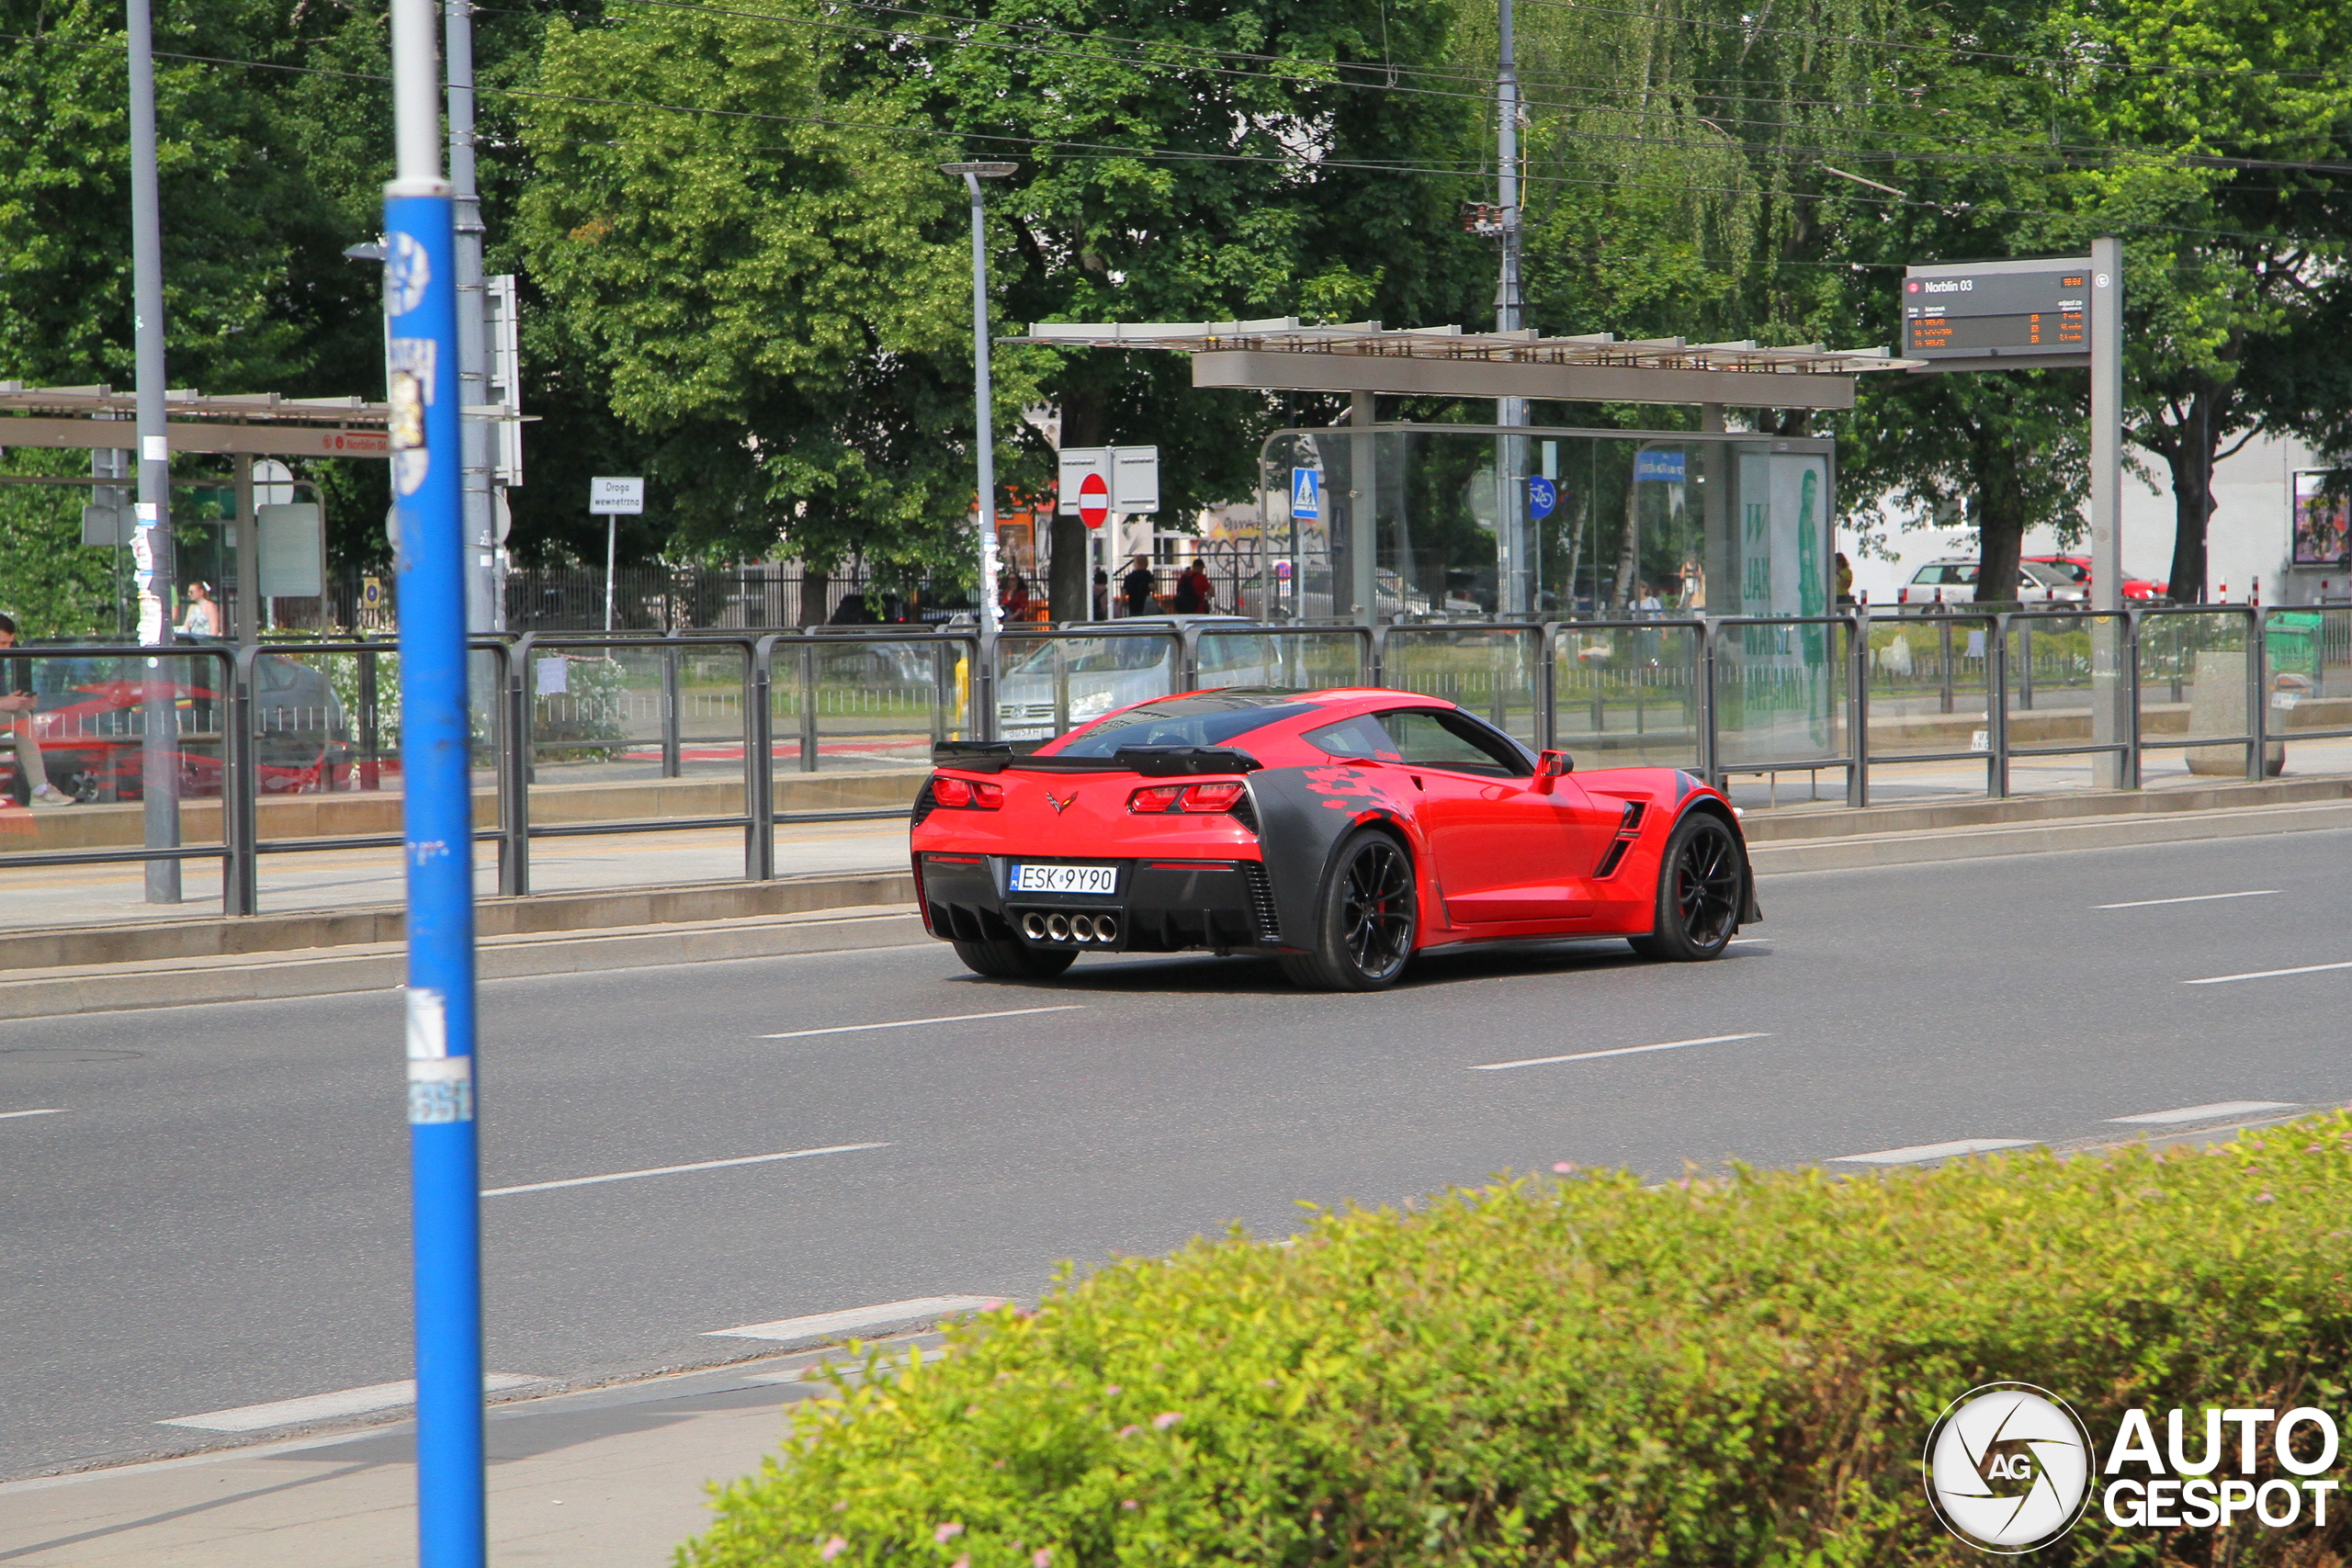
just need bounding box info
[1078,470,1110,529]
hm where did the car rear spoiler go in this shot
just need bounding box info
[931,741,1261,776]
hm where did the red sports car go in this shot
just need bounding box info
[910,687,1758,990]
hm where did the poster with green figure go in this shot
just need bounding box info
[1792,464,1833,749]
[1724,453,1837,762]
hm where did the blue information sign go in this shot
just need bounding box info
[1633,450,1687,483]
[1291,467,1320,519]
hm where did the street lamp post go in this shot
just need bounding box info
[942,161,1016,741]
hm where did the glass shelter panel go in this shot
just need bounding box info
[1255,425,1834,626]
[2260,609,2352,782]
[1553,623,1702,769]
[1714,617,1850,774]
[2137,609,2254,783]
[1381,627,1543,749]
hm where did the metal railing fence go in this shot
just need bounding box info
[4,606,2344,919]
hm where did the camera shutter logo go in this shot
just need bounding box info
[1923,1383,2094,1552]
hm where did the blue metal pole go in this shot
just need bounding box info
[387,0,484,1558]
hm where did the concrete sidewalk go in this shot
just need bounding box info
[0,1353,842,1567]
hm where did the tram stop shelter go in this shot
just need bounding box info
[1012,319,1921,626]
[0,381,392,640]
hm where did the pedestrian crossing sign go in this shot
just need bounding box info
[1291,467,1320,519]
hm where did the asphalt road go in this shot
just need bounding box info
[5,828,2349,1480]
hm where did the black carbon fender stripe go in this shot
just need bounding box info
[1247,765,1419,949]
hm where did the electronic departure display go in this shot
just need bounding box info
[1901,260,2092,365]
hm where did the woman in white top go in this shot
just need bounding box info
[179,581,219,637]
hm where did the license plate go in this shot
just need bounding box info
[1009,863,1118,896]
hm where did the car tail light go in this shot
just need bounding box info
[1128,781,1249,815]
[928,774,1001,809]
[1897,587,1909,604]
[1180,782,1246,813]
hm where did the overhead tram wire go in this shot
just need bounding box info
[542,0,2350,149]
[16,28,2337,246]
[831,0,2346,87]
[435,0,2352,177]
[447,0,2338,152]
[1511,0,2351,82]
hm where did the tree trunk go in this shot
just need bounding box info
[1050,377,1105,624]
[798,564,828,627]
[1969,418,2027,604]
[2162,389,2224,604]
[1610,476,1640,614]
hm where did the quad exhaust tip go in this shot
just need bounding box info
[1019,911,1118,944]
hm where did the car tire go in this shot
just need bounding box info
[1279,828,1417,991]
[1628,811,1745,962]
[950,938,1077,981]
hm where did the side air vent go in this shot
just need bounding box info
[910,778,938,827]
[1241,861,1282,942]
[1593,798,1648,879]
[1230,792,1261,835]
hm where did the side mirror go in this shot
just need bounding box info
[1532,750,1571,793]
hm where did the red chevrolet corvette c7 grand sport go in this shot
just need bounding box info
[910,687,1759,991]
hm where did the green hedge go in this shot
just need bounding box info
[680,1114,2352,1566]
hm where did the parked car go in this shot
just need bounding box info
[1896,559,2087,607]
[995,616,1279,739]
[2024,554,2167,603]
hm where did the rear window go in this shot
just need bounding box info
[1053,693,1313,757]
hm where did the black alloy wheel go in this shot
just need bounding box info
[951,938,1077,981]
[1628,811,1744,961]
[1281,829,1417,991]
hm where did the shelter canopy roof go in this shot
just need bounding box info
[1010,319,1919,378]
[0,381,390,425]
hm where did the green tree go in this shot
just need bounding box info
[888,0,1489,616]
[2049,0,2352,602]
[0,456,119,637]
[511,1,991,596]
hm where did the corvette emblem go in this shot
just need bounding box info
[1046,789,1077,814]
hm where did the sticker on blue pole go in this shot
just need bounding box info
[1527,476,1558,522]
[1291,467,1320,519]
[1634,450,1687,483]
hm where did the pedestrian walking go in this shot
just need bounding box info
[0,614,69,808]
[1172,557,1215,614]
[1121,556,1157,617]
[179,581,219,637]
[1091,567,1110,621]
[999,570,1032,623]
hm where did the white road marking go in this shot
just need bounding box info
[160,1374,546,1433]
[2186,960,2352,986]
[760,1006,1083,1041]
[2107,1100,2298,1125]
[1830,1138,2038,1165]
[1470,1033,1770,1071]
[0,1108,64,1121]
[706,1295,1003,1343]
[483,1142,887,1197]
[2097,890,2279,909]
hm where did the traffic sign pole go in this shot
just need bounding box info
[943,163,1015,737]
[387,0,486,1560]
